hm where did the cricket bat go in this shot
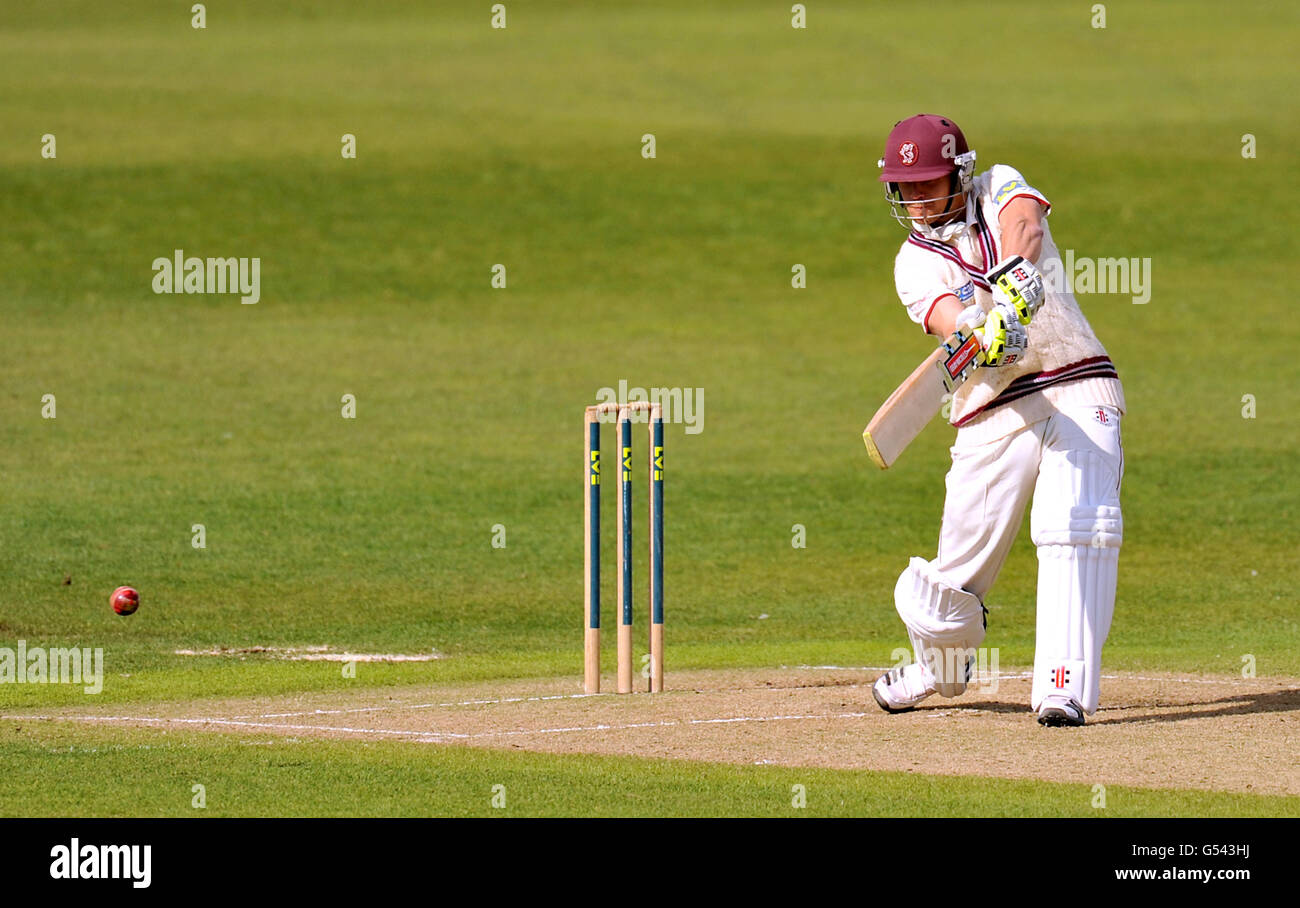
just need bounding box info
[862,328,985,469]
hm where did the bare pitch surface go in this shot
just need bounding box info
[7,668,1296,798]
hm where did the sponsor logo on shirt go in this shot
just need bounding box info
[993,179,1027,205]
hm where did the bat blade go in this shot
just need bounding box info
[862,329,984,469]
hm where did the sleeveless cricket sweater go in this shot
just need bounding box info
[890,164,1125,444]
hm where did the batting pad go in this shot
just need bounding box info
[1030,447,1123,715]
[1031,544,1119,713]
[894,557,987,698]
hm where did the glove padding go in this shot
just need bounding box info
[977,302,1028,366]
[987,255,1045,324]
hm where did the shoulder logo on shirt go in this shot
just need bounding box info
[899,142,918,166]
[993,179,1027,205]
[956,281,974,303]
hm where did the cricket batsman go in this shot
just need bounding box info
[869,114,1125,726]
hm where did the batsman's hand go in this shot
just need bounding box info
[987,255,1045,324]
[977,303,1027,366]
[953,303,986,334]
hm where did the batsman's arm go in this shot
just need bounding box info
[998,196,1046,264]
[925,293,965,338]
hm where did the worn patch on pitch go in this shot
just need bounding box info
[5,667,1297,797]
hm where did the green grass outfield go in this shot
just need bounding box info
[0,1,1296,815]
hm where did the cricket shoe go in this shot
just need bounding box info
[872,663,935,713]
[1037,696,1086,727]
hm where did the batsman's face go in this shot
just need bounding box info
[897,175,963,225]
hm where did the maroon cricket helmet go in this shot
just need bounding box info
[877,114,978,230]
[878,114,970,183]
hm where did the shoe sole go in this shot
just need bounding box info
[1037,708,1085,727]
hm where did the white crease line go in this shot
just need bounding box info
[175,647,442,662]
[792,666,1286,686]
[232,682,883,721]
[0,711,873,741]
[230,692,598,720]
[790,660,1024,676]
[475,712,873,740]
[1102,674,1292,686]
[0,713,469,740]
[232,682,883,722]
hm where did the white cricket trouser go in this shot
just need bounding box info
[930,402,1124,713]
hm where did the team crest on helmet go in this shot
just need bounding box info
[899,142,918,166]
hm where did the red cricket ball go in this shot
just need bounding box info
[111,586,139,616]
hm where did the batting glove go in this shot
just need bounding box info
[978,303,1028,367]
[986,255,1045,324]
